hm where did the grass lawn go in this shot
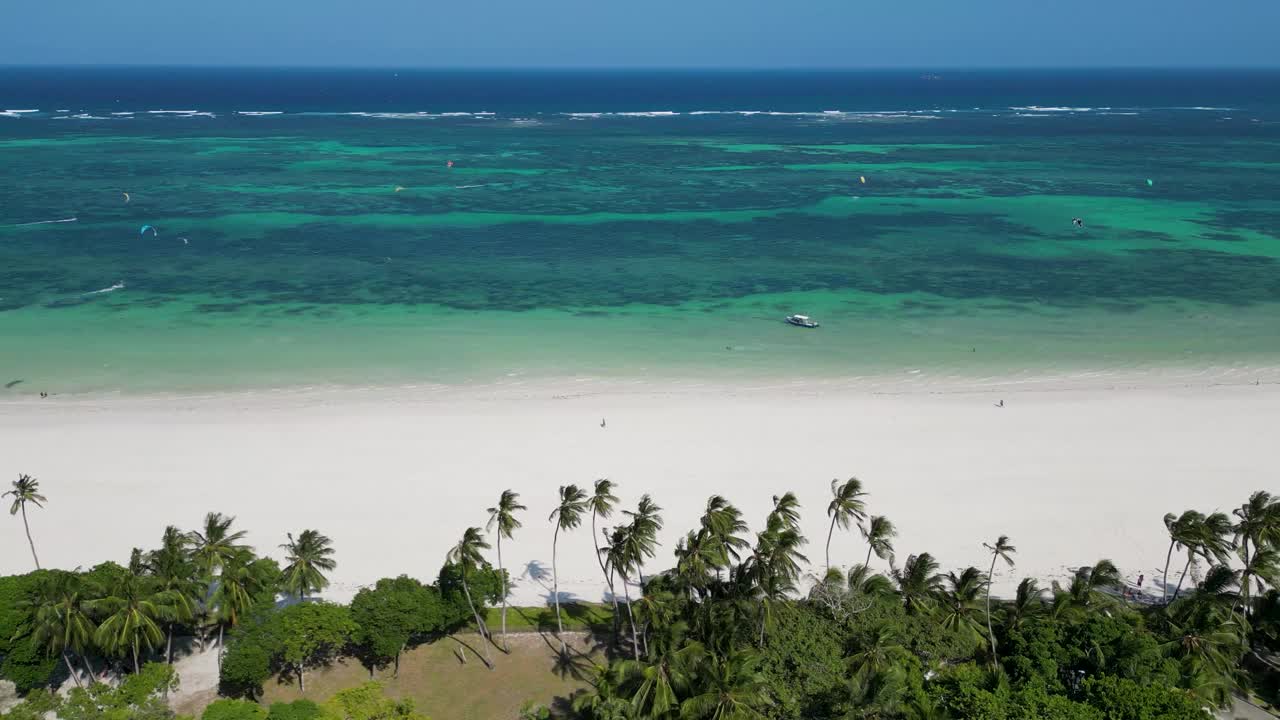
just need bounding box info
[261,612,613,720]
[483,602,615,634]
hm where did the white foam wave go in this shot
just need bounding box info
[614,111,679,117]
[111,112,134,116]
[236,111,284,116]
[146,110,216,118]
[14,217,77,227]
[53,113,115,120]
[1010,106,1103,112]
[327,111,494,120]
[84,282,125,296]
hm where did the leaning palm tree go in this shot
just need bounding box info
[487,489,526,653]
[587,479,621,629]
[22,571,96,688]
[280,529,336,600]
[860,516,897,570]
[825,477,868,572]
[1173,512,1234,601]
[93,573,167,674]
[187,512,250,579]
[982,535,1016,663]
[549,484,587,655]
[1162,511,1203,603]
[5,474,46,570]
[146,526,202,663]
[447,527,494,669]
[892,553,942,615]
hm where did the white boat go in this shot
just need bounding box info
[785,314,819,328]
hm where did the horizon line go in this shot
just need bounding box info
[3,63,1280,72]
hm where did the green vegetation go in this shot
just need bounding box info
[3,474,1279,720]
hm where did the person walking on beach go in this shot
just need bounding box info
[600,417,606,428]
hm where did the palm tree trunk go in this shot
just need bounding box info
[864,544,873,570]
[20,505,40,570]
[825,516,836,572]
[620,572,639,660]
[460,577,494,669]
[218,624,225,669]
[63,652,83,689]
[1172,554,1194,600]
[166,625,174,664]
[81,655,95,683]
[593,515,622,648]
[553,525,566,656]
[1161,539,1176,603]
[298,663,305,693]
[497,535,509,653]
[986,555,998,664]
[133,644,140,675]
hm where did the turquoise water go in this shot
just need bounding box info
[2,70,1279,392]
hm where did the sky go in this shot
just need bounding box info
[2,0,1278,68]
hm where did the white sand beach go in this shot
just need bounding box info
[2,372,1276,604]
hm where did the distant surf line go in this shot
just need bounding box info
[13,217,77,227]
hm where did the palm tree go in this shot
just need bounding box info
[602,521,657,661]
[1235,546,1279,616]
[447,527,494,669]
[848,625,910,680]
[982,535,1016,663]
[1173,512,1234,601]
[1161,616,1245,708]
[679,650,774,720]
[892,553,942,615]
[210,548,268,665]
[93,572,167,674]
[860,516,897,570]
[22,572,96,688]
[487,489,526,653]
[280,529,336,600]
[1053,559,1123,611]
[587,479,621,637]
[825,477,868,572]
[675,530,718,600]
[146,526,202,663]
[5,474,46,570]
[549,484,587,655]
[769,492,802,530]
[1006,577,1044,631]
[613,639,701,719]
[747,508,808,645]
[622,494,664,593]
[938,567,988,648]
[700,495,750,576]
[1161,511,1203,603]
[1234,491,1280,571]
[187,511,250,578]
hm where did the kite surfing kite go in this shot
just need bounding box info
[123,192,130,203]
[140,225,157,237]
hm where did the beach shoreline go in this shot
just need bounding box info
[2,370,1276,606]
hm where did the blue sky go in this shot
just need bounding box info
[3,0,1277,68]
